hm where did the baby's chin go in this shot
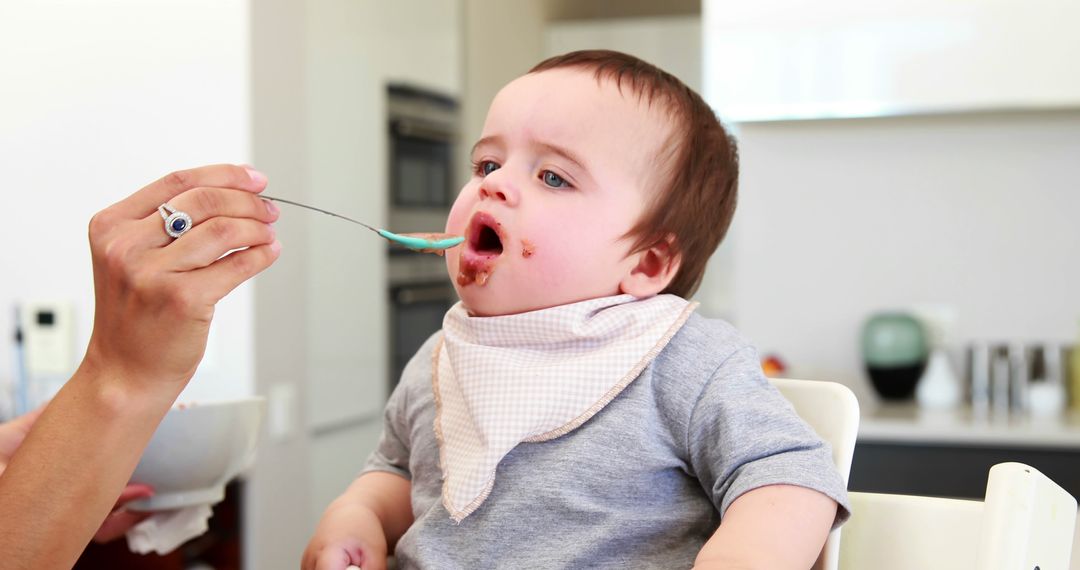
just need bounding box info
[451,281,543,317]
[454,288,522,317]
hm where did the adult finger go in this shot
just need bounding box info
[170,186,279,225]
[109,164,268,219]
[160,217,276,271]
[8,403,47,435]
[136,186,280,250]
[114,483,155,508]
[93,509,153,543]
[91,483,154,543]
[181,241,282,304]
[0,404,49,467]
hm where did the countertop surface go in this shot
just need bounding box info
[858,403,1080,449]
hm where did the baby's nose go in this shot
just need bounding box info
[478,180,519,205]
[479,185,509,201]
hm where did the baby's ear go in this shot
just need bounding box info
[619,236,681,298]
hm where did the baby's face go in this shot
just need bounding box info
[446,68,672,316]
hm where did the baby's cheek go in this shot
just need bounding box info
[521,233,588,288]
[445,184,475,234]
[445,206,467,235]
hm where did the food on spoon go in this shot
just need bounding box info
[390,232,463,256]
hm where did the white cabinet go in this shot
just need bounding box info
[545,16,702,92]
[703,0,1080,121]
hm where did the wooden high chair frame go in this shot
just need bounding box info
[771,378,1077,570]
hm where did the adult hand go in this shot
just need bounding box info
[0,164,283,569]
[83,164,280,395]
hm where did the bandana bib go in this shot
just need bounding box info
[432,294,697,521]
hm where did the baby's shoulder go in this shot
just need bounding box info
[648,313,768,415]
[652,312,754,382]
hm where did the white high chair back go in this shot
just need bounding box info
[839,462,1077,570]
[770,378,860,570]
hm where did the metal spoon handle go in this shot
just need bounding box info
[262,195,380,234]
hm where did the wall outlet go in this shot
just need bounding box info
[268,382,296,442]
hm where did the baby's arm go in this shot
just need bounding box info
[693,484,837,569]
[683,344,850,569]
[302,471,413,570]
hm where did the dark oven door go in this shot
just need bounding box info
[389,282,456,391]
[390,118,455,209]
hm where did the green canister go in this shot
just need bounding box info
[861,312,929,400]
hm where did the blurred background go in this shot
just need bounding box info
[1,0,1078,567]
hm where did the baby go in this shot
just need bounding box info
[303,50,850,569]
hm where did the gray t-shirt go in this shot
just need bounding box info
[364,313,851,569]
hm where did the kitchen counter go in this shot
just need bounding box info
[850,403,1080,570]
[859,403,1080,449]
[849,402,1080,506]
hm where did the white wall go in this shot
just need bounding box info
[545,16,702,91]
[248,0,312,565]
[701,0,1080,398]
[0,0,254,411]
[702,0,1080,121]
[730,111,1080,402]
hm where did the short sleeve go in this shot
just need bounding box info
[687,346,851,529]
[361,377,413,480]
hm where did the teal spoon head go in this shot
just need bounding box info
[377,230,465,253]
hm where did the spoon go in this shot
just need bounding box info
[262,195,464,253]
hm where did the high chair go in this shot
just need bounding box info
[770,378,861,570]
[839,461,1077,570]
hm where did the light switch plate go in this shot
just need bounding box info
[19,301,75,378]
[268,382,296,442]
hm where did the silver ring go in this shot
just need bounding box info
[158,203,193,238]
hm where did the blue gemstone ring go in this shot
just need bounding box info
[158,202,193,239]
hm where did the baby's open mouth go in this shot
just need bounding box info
[471,224,503,255]
[458,212,506,286]
[465,212,505,258]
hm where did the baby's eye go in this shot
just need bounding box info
[476,160,500,177]
[541,170,570,189]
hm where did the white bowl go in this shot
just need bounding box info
[127,397,265,512]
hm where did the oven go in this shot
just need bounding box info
[386,84,460,391]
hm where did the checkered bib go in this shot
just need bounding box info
[433,294,697,521]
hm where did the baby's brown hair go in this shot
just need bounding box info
[530,50,739,298]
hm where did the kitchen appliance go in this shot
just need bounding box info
[387,83,458,227]
[385,84,461,391]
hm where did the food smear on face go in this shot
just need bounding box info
[457,255,495,286]
[458,213,506,286]
[521,239,535,258]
